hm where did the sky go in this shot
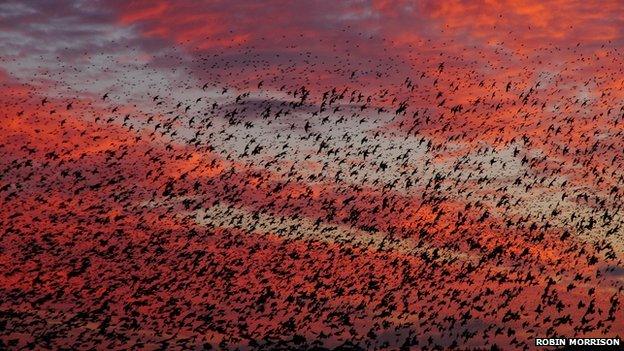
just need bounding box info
[1,1,623,350]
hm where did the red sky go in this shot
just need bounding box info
[1,1,623,350]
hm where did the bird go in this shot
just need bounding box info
[0,3,623,350]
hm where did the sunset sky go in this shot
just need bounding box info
[1,1,623,350]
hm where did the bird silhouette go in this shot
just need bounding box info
[0,2,623,350]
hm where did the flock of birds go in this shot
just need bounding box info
[1,29,623,350]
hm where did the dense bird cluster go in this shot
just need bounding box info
[1,25,623,350]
